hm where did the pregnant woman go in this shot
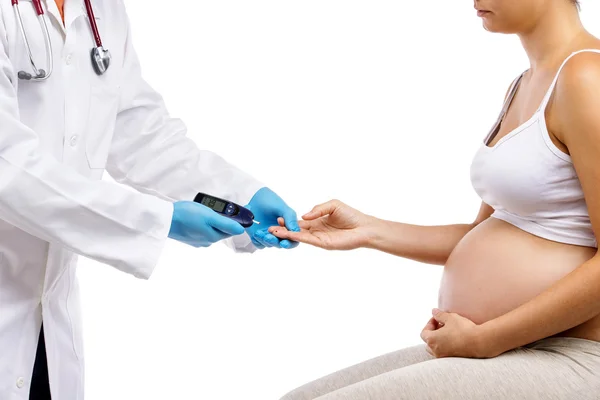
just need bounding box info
[271,0,600,399]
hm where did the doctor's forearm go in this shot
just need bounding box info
[364,219,475,265]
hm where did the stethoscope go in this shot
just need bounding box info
[11,0,110,81]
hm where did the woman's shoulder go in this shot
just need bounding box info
[552,41,600,141]
[557,39,600,85]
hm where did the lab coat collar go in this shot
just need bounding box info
[42,0,64,31]
[17,0,66,33]
[64,0,96,31]
[32,0,102,34]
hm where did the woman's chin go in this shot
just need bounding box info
[482,20,515,34]
[482,21,497,33]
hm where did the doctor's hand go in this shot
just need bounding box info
[245,187,300,250]
[268,199,375,250]
[168,201,245,247]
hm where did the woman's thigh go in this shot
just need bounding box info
[279,344,434,400]
[303,337,600,400]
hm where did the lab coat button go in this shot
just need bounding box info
[16,377,24,388]
[65,54,73,65]
[69,135,78,146]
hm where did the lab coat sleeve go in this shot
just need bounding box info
[0,20,173,279]
[106,2,264,253]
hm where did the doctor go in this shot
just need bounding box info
[0,0,300,399]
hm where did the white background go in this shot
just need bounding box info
[78,1,600,399]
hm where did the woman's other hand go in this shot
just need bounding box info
[268,199,377,250]
[421,308,492,359]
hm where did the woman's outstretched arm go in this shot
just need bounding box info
[270,200,494,265]
[366,201,494,264]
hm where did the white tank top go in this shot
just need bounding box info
[470,49,600,248]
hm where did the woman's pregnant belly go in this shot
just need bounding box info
[438,217,597,327]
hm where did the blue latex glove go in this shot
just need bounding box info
[245,187,300,249]
[169,201,245,247]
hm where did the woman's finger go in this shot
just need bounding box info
[422,316,438,332]
[268,227,298,240]
[270,228,324,248]
[298,220,314,230]
[302,200,341,221]
[420,327,435,343]
[269,225,287,234]
[277,217,285,227]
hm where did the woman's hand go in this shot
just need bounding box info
[268,199,377,250]
[420,308,494,359]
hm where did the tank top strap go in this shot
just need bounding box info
[483,71,526,145]
[537,49,600,113]
[499,71,527,119]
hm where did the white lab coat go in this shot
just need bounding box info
[0,0,263,398]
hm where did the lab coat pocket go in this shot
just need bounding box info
[85,83,120,175]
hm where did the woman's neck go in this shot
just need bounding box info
[518,5,586,72]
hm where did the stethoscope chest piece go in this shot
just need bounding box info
[91,46,111,75]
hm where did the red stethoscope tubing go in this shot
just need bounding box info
[12,0,103,48]
[11,0,42,15]
[83,0,102,48]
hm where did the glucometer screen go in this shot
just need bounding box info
[201,196,227,213]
